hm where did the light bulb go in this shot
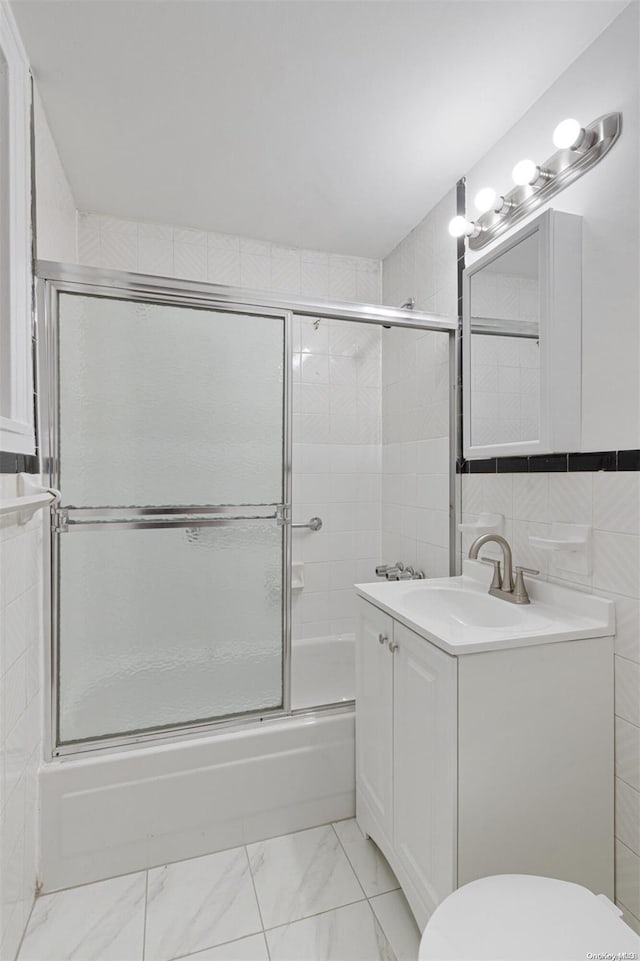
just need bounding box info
[552,117,594,151]
[448,216,470,238]
[512,159,539,186]
[474,188,497,214]
[552,118,582,149]
[448,216,481,239]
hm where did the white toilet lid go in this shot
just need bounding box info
[419,874,640,961]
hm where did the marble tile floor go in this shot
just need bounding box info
[16,820,422,961]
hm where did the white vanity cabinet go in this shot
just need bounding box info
[356,602,394,846]
[356,595,614,930]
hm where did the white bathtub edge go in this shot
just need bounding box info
[39,710,355,892]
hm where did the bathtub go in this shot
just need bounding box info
[291,634,355,710]
[39,635,355,892]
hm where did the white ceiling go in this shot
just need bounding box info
[12,0,626,258]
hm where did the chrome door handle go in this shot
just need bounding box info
[388,640,399,653]
[378,633,387,645]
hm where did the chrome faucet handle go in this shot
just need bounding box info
[479,556,503,590]
[394,562,405,571]
[513,566,540,604]
[411,570,425,579]
[397,569,413,580]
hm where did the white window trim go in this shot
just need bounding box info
[0,2,33,454]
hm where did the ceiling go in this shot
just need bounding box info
[12,0,626,258]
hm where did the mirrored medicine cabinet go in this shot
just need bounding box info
[462,209,582,459]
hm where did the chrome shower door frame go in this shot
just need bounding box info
[36,261,458,759]
[37,269,293,757]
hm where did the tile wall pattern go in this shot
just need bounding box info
[460,469,640,933]
[469,271,540,447]
[381,190,457,577]
[0,76,78,961]
[0,479,45,960]
[77,212,382,303]
[291,317,382,643]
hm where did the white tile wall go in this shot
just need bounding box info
[291,317,382,643]
[77,212,381,304]
[0,63,74,961]
[460,468,640,930]
[468,269,540,447]
[382,191,458,317]
[380,189,456,578]
[380,330,450,578]
[0,478,45,961]
[470,330,540,447]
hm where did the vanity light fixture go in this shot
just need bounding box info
[474,188,512,215]
[552,118,595,151]
[448,215,481,239]
[455,111,621,250]
[474,188,497,213]
[511,159,551,187]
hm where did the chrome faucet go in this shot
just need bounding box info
[468,534,538,605]
[375,562,425,581]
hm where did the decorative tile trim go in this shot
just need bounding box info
[616,450,640,471]
[457,450,640,474]
[568,451,617,472]
[0,451,39,473]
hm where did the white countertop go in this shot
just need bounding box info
[355,561,615,656]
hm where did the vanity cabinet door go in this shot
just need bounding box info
[393,622,458,918]
[356,600,394,844]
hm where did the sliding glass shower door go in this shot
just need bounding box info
[52,291,289,748]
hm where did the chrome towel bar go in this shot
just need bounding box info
[0,473,60,524]
[292,516,323,532]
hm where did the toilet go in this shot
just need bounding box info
[419,874,640,961]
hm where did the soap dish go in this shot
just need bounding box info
[292,562,305,591]
[529,523,592,575]
[458,513,504,535]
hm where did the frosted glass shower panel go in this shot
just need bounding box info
[58,294,285,506]
[58,521,283,743]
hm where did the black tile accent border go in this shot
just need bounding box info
[529,454,568,472]
[568,451,617,472]
[618,449,640,470]
[457,449,640,474]
[0,451,39,474]
[468,458,497,473]
[496,456,529,473]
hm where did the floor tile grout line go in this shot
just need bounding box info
[37,866,149,897]
[142,870,149,961]
[12,882,39,961]
[331,821,401,900]
[261,929,272,961]
[330,821,369,901]
[369,889,423,955]
[18,823,411,961]
[364,897,399,961]
[243,843,271,961]
[262,894,371,933]
[171,930,268,961]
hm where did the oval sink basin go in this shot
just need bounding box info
[400,587,526,628]
[355,561,615,655]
